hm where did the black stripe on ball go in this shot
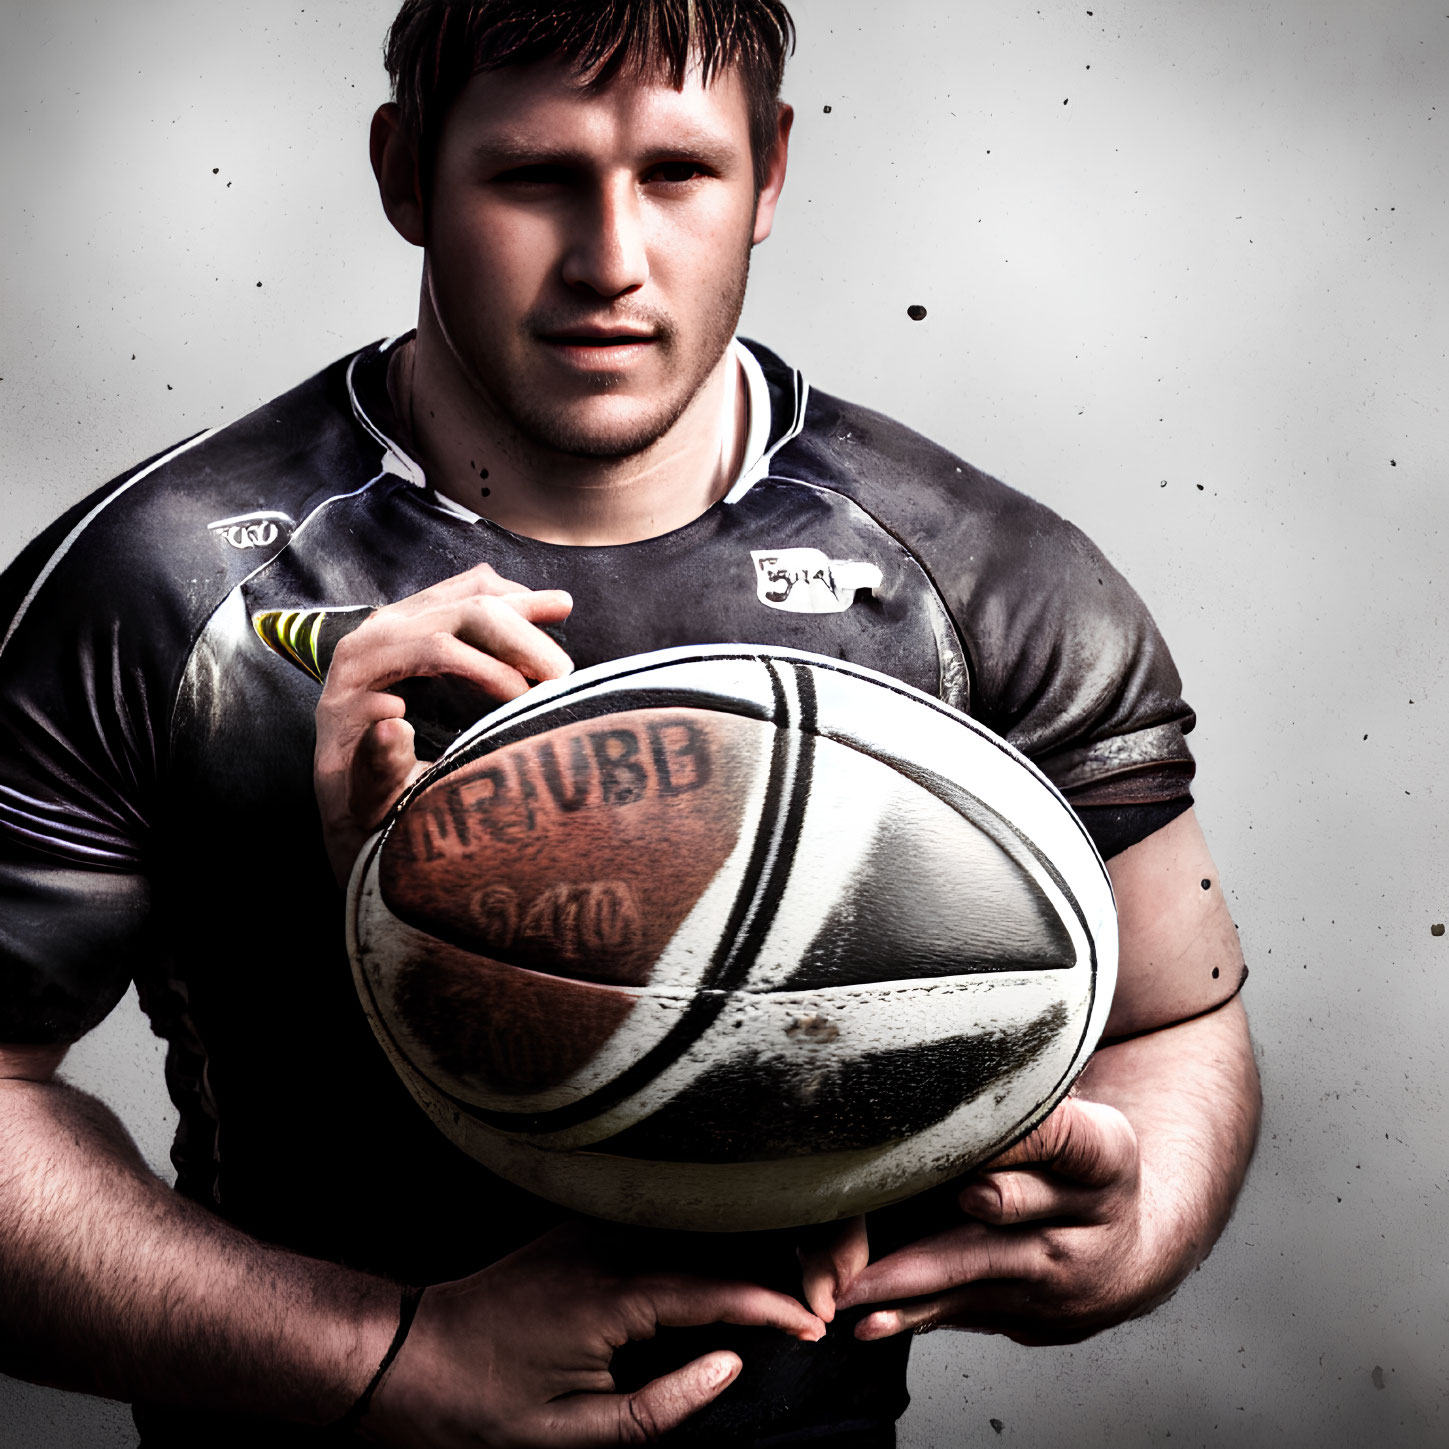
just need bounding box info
[592,1002,1069,1162]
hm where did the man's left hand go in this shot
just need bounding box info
[799,812,1261,1347]
[802,1094,1170,1347]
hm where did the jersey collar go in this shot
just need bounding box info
[345,334,809,513]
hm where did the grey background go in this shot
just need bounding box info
[1,0,1445,1444]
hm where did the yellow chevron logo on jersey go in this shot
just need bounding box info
[252,609,328,683]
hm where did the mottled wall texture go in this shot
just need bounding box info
[2,1,1446,1444]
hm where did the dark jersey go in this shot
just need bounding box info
[0,338,1195,1446]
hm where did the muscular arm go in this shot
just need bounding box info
[0,563,825,1442]
[0,1042,823,1441]
[806,808,1262,1341]
[0,1042,396,1416]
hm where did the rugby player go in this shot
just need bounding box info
[0,3,1260,1444]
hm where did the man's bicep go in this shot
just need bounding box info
[1102,807,1246,1039]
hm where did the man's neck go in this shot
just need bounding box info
[391,311,750,548]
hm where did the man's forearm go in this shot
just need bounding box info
[1077,996,1261,1295]
[0,1074,398,1420]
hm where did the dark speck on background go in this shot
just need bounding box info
[991,1420,1004,1435]
[823,104,832,113]
[1432,924,1445,937]
[1372,1366,1386,1389]
[1391,459,1397,466]
[1201,878,1212,890]
[907,305,928,321]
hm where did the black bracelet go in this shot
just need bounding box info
[335,1284,426,1432]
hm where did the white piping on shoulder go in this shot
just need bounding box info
[0,428,219,661]
[723,342,810,505]
[346,344,425,487]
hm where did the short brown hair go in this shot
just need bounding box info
[385,1,796,194]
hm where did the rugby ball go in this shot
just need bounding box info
[346,645,1116,1231]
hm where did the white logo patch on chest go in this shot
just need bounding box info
[208,511,295,551]
[751,548,884,614]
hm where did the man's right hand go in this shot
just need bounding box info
[363,1224,825,1447]
[314,562,575,884]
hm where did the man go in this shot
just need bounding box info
[0,2,1259,1445]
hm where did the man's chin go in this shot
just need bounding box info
[512,399,692,462]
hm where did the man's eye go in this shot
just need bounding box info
[646,162,710,185]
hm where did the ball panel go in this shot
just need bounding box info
[379,708,770,987]
[498,969,1089,1153]
[590,1002,1070,1161]
[389,937,640,1094]
[740,733,1078,991]
[804,658,1117,1018]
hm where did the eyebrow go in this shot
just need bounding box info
[472,129,739,171]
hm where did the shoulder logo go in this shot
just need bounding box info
[208,511,295,551]
[751,548,883,615]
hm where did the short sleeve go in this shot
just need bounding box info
[959,505,1197,809]
[775,384,1197,817]
[0,468,169,1043]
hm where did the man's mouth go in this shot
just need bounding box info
[537,328,660,370]
[540,328,658,346]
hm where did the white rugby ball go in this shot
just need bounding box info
[347,645,1117,1231]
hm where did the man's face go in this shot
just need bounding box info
[420,58,780,461]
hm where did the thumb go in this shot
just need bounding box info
[984,1096,1136,1188]
[566,1352,741,1444]
[350,715,422,830]
[798,1214,869,1321]
[327,716,424,886]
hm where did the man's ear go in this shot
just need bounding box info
[752,102,794,246]
[371,103,425,247]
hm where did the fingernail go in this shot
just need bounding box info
[855,1313,894,1341]
[958,1181,1001,1215]
[708,1356,738,1387]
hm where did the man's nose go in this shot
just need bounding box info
[561,176,650,298]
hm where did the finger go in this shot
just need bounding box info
[326,630,537,702]
[854,1282,1035,1341]
[552,1352,741,1446]
[957,1168,1108,1227]
[834,1223,1042,1310]
[983,1097,1138,1190]
[797,1215,869,1321]
[449,595,574,682]
[495,587,575,627]
[335,600,572,692]
[348,716,423,832]
[643,1280,825,1342]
